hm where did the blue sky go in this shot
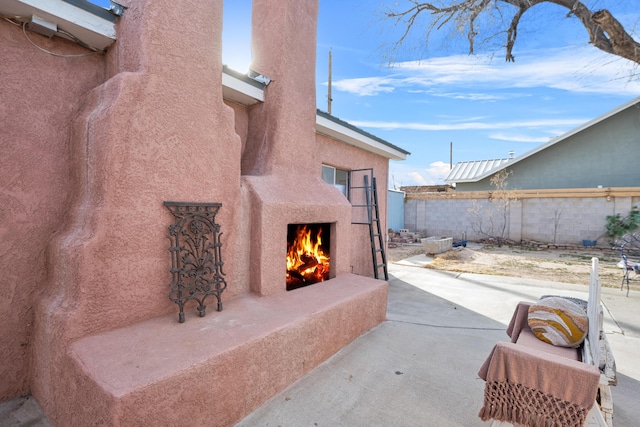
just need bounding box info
[93,1,640,189]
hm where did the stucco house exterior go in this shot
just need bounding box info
[405,97,640,245]
[0,1,408,425]
[446,96,640,191]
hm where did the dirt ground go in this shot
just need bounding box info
[387,242,636,291]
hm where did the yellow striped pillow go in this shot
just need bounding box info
[527,297,588,348]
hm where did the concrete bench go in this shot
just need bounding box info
[65,274,387,426]
[421,236,452,254]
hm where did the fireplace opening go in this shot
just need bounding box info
[286,223,330,291]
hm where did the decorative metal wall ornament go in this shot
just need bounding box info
[165,202,227,323]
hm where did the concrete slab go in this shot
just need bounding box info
[3,261,639,426]
[236,262,640,427]
[0,396,51,427]
[394,253,432,267]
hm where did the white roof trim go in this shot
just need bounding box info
[222,72,264,106]
[0,0,116,50]
[316,114,408,161]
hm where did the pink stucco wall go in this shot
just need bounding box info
[1,0,391,423]
[224,101,250,155]
[316,133,390,277]
[0,18,106,400]
[28,0,249,419]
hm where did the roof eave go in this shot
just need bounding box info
[316,113,409,161]
[222,69,264,106]
[0,0,117,50]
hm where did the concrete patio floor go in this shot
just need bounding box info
[236,257,640,426]
[2,256,639,426]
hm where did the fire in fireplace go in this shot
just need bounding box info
[286,223,330,291]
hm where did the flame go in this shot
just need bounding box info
[286,225,330,289]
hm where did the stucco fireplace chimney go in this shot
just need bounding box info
[241,0,352,295]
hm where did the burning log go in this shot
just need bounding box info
[298,254,318,272]
[286,224,330,291]
[286,269,315,291]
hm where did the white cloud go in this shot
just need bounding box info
[332,45,640,97]
[438,115,491,122]
[425,161,451,181]
[349,117,587,132]
[407,171,429,185]
[330,77,397,96]
[430,92,505,101]
[407,89,533,102]
[390,161,452,187]
[488,132,553,143]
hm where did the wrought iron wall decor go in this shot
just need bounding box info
[165,202,227,323]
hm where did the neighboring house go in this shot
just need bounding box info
[446,96,640,191]
[445,158,512,189]
[406,97,640,245]
[0,1,408,425]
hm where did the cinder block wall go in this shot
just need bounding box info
[405,192,640,246]
[405,198,485,241]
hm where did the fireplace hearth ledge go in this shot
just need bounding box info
[65,274,387,426]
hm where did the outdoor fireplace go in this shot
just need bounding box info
[286,223,331,290]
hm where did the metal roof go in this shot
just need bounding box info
[445,158,511,183]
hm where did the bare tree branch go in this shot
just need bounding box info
[467,0,493,54]
[505,5,526,61]
[379,0,640,66]
[592,9,640,64]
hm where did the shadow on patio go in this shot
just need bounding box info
[236,261,640,426]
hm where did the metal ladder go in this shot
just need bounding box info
[350,169,388,280]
